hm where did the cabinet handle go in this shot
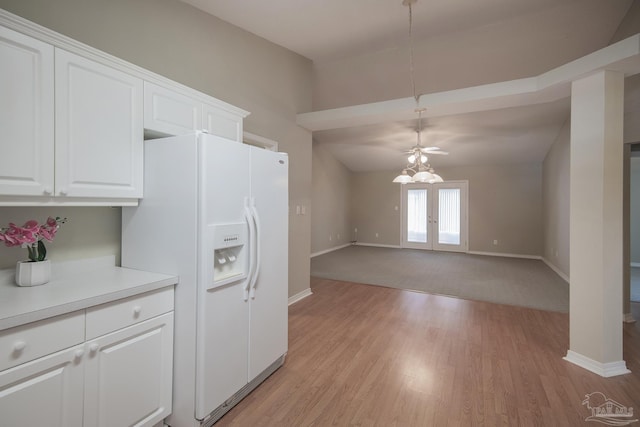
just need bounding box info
[133,306,142,317]
[89,343,99,354]
[43,187,52,195]
[59,188,68,196]
[13,341,26,353]
[74,349,85,360]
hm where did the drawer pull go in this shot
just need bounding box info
[74,349,85,360]
[13,341,26,353]
[133,306,142,317]
[89,343,99,354]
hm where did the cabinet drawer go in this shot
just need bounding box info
[85,286,174,340]
[0,311,84,371]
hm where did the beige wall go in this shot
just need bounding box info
[344,164,543,255]
[351,171,402,246]
[0,0,313,296]
[311,143,353,254]
[0,207,121,267]
[540,0,640,280]
[439,164,543,255]
[631,157,640,263]
[312,2,630,110]
[542,121,570,276]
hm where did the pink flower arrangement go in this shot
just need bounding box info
[0,217,67,262]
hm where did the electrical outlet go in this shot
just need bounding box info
[375,233,379,238]
[493,239,498,245]
[337,233,340,239]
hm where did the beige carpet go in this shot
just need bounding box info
[311,245,569,312]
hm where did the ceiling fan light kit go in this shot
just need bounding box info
[392,0,448,184]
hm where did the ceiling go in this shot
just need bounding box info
[180,0,634,172]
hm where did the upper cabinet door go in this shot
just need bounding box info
[202,102,243,142]
[0,27,54,196]
[143,81,201,137]
[55,49,143,198]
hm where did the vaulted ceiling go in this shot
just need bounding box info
[181,0,635,171]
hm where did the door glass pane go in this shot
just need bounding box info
[407,189,427,243]
[438,188,460,245]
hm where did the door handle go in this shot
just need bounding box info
[243,200,255,301]
[249,198,261,299]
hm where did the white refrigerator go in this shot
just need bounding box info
[121,132,288,427]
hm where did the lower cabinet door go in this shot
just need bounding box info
[83,312,174,427]
[0,344,84,427]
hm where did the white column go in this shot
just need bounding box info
[565,70,629,377]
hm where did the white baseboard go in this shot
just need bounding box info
[624,312,637,323]
[310,244,351,258]
[563,350,631,377]
[288,288,313,306]
[467,251,541,260]
[631,262,640,267]
[541,257,570,283]
[355,243,402,249]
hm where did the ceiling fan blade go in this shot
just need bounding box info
[419,146,440,152]
[425,150,448,155]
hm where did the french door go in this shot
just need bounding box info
[401,181,468,252]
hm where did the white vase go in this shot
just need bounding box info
[15,260,51,287]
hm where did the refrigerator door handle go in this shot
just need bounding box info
[249,198,262,299]
[243,203,255,301]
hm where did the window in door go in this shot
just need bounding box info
[407,188,428,243]
[401,181,468,252]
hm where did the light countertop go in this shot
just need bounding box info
[0,256,177,331]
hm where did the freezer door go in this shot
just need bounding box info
[195,282,249,419]
[195,134,251,419]
[248,146,289,381]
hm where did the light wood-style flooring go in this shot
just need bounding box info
[216,278,640,426]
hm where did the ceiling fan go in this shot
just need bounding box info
[394,112,448,184]
[403,141,449,156]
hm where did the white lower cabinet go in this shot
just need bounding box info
[83,313,174,427]
[0,344,85,427]
[0,287,174,427]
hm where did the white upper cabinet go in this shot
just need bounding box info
[144,82,246,142]
[0,9,248,205]
[55,49,143,199]
[202,102,243,141]
[0,26,54,196]
[144,81,202,137]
